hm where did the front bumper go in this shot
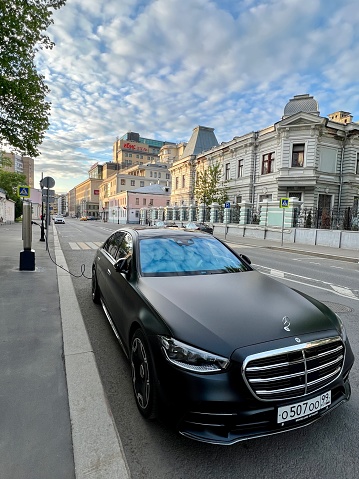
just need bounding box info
[150,336,354,445]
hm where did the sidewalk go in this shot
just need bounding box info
[0,223,357,479]
[0,222,130,479]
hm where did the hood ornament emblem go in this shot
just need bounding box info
[282,316,291,332]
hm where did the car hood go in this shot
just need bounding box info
[137,271,339,357]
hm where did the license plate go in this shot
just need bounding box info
[277,391,331,424]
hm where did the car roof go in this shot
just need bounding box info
[113,226,211,239]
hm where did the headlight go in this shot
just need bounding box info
[336,314,347,341]
[159,336,229,373]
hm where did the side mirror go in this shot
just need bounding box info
[240,254,251,265]
[114,257,130,273]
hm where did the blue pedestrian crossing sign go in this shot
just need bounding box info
[18,186,30,198]
[280,197,289,208]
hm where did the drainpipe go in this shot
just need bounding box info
[338,132,347,217]
[251,131,259,206]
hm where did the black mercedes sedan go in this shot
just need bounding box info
[92,227,354,445]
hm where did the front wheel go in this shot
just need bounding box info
[130,329,157,419]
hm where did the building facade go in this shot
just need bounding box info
[173,95,359,227]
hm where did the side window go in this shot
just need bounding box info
[117,233,133,260]
[103,232,125,260]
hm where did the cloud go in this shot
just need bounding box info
[31,0,359,193]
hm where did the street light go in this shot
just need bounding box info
[117,200,120,224]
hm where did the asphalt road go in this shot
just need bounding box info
[55,219,359,479]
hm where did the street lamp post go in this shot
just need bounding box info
[117,200,120,224]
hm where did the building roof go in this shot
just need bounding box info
[129,184,169,195]
[181,126,219,157]
[283,94,319,118]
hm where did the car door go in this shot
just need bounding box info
[104,232,133,341]
[96,231,125,314]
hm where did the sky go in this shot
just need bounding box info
[34,0,359,194]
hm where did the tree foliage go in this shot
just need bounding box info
[0,170,27,202]
[0,152,12,168]
[194,163,229,207]
[0,0,66,157]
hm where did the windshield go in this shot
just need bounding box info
[139,236,250,276]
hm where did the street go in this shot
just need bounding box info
[55,219,359,479]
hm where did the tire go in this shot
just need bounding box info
[92,269,101,304]
[130,329,157,419]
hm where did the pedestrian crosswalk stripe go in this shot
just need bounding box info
[77,242,91,250]
[69,242,103,250]
[86,242,99,249]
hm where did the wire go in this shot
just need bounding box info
[32,221,92,280]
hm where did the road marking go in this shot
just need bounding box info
[331,285,358,299]
[330,266,344,270]
[253,264,359,301]
[69,242,103,250]
[270,269,285,278]
[86,242,100,249]
[77,242,91,250]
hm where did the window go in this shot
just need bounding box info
[136,198,139,205]
[262,153,275,175]
[175,177,179,189]
[149,199,153,206]
[140,181,144,187]
[143,199,146,205]
[121,179,126,185]
[289,192,302,201]
[131,180,135,186]
[238,159,243,178]
[166,173,170,179]
[356,153,359,174]
[150,171,153,177]
[166,200,170,206]
[182,175,185,188]
[103,232,125,260]
[225,163,231,181]
[259,194,272,202]
[292,144,305,167]
[154,172,157,178]
[158,173,161,178]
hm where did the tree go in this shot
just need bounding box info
[0,152,12,168]
[194,163,229,207]
[0,0,66,157]
[0,170,27,201]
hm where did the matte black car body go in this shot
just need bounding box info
[92,227,354,445]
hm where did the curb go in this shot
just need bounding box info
[53,225,130,479]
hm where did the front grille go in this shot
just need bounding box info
[243,337,344,401]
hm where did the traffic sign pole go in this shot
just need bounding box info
[40,173,45,242]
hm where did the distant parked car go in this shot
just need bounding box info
[155,220,178,228]
[185,222,213,234]
[87,216,99,220]
[54,216,65,224]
